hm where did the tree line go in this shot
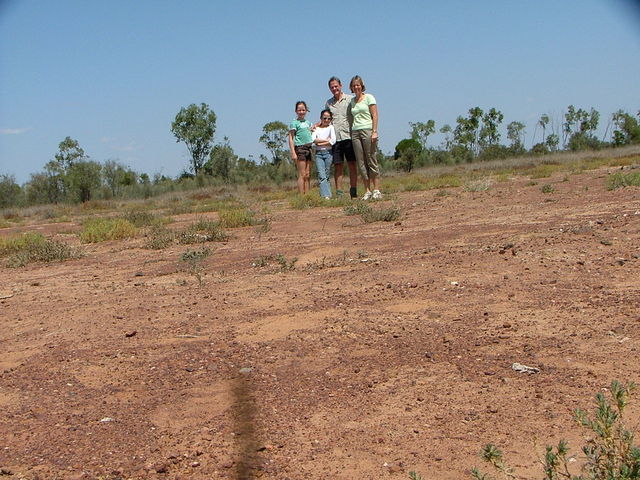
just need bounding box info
[393,106,640,172]
[1,103,638,209]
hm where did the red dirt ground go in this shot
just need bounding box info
[1,165,639,480]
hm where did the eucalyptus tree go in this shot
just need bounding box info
[611,110,640,146]
[479,108,504,149]
[538,114,550,144]
[259,121,289,165]
[409,120,436,150]
[507,121,526,152]
[171,103,217,174]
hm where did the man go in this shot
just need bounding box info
[325,76,358,198]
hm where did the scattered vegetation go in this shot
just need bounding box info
[541,184,555,194]
[469,381,640,480]
[252,253,297,272]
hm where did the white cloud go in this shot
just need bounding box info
[0,127,30,135]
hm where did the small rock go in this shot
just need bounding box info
[99,417,115,423]
[125,330,137,338]
[239,367,253,374]
[512,362,540,374]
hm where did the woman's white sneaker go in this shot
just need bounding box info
[372,190,382,200]
[362,191,372,201]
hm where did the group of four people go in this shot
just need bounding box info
[288,75,381,201]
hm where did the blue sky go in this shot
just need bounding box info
[1,0,639,184]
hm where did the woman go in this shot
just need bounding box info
[348,75,381,200]
[312,109,336,198]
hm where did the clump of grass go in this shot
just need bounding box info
[469,380,640,480]
[541,184,555,194]
[120,210,167,228]
[1,232,82,267]
[464,177,494,192]
[435,189,452,197]
[607,171,640,190]
[144,225,175,250]
[78,217,137,243]
[179,218,229,244]
[0,232,47,256]
[218,207,255,228]
[361,204,401,223]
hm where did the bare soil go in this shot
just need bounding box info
[1,166,639,480]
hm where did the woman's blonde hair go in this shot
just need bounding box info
[349,75,366,92]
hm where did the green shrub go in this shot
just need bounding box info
[541,184,555,194]
[470,381,640,480]
[79,217,137,243]
[1,232,82,267]
[607,172,640,190]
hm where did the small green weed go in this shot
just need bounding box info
[541,184,555,194]
[470,380,640,480]
[79,217,137,243]
[253,215,272,237]
[607,171,640,190]
[180,246,211,287]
